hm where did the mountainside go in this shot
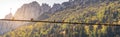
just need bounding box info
[0,1,68,35]
[0,1,51,35]
[1,0,120,37]
[0,0,120,37]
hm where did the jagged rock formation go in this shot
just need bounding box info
[0,1,42,35]
[0,0,120,37]
[41,3,51,13]
[14,1,41,20]
[1,0,120,37]
[49,3,63,13]
[0,1,52,35]
[3,0,120,35]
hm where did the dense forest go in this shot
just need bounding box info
[0,0,120,37]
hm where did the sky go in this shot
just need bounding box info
[0,0,69,19]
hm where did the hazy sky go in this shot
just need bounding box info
[0,0,68,19]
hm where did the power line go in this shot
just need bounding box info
[0,19,119,26]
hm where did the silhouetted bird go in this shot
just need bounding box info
[31,18,34,21]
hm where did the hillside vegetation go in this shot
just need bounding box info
[1,0,120,37]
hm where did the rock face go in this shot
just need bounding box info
[14,1,41,20]
[14,1,53,20]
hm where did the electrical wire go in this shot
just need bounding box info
[0,19,119,26]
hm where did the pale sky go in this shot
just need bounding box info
[0,0,69,19]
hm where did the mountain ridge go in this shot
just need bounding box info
[0,0,120,37]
